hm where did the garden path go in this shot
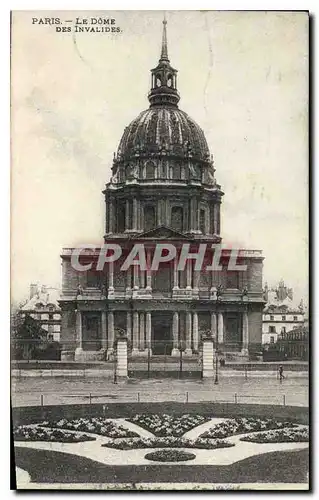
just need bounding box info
[15,467,30,487]
[114,418,155,438]
[14,438,308,466]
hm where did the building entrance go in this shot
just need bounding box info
[152,312,173,355]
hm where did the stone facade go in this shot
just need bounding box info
[262,280,305,344]
[21,284,61,341]
[59,20,265,362]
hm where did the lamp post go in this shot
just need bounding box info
[214,332,219,385]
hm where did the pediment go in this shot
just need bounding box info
[138,225,190,240]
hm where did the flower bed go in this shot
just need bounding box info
[200,418,298,439]
[39,418,139,438]
[14,425,95,443]
[240,427,309,444]
[144,449,196,462]
[101,436,234,450]
[127,414,208,437]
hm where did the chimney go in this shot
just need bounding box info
[30,283,38,299]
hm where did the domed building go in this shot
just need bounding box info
[60,20,265,364]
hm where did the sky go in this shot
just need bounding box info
[11,10,308,305]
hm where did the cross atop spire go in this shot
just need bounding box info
[160,16,169,62]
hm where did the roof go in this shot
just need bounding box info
[117,107,210,162]
[264,290,304,314]
[21,287,61,312]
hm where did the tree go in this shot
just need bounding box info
[11,308,46,360]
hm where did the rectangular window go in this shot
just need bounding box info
[86,270,101,288]
[281,326,286,334]
[116,201,126,233]
[171,206,183,232]
[200,209,206,234]
[270,315,274,321]
[270,336,275,344]
[226,271,239,289]
[269,326,276,333]
[282,315,286,321]
[293,315,298,321]
[144,205,156,232]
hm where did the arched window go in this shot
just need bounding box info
[144,161,156,180]
[144,205,156,231]
[167,74,173,87]
[171,206,183,232]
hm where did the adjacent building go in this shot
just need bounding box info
[20,284,61,341]
[60,20,265,362]
[262,280,305,344]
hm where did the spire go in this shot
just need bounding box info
[148,17,180,108]
[160,17,169,62]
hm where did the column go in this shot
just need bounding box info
[217,312,224,344]
[133,265,139,290]
[133,198,138,230]
[125,199,130,231]
[75,310,83,357]
[108,261,114,297]
[105,198,109,235]
[165,198,169,226]
[101,311,107,349]
[137,199,141,231]
[171,312,179,356]
[213,204,218,234]
[146,312,152,352]
[125,267,132,296]
[190,198,195,231]
[140,268,145,289]
[193,270,200,295]
[185,311,192,355]
[173,257,179,289]
[146,249,152,291]
[211,312,217,340]
[193,311,199,352]
[139,312,145,351]
[107,311,114,354]
[211,203,215,235]
[126,311,132,343]
[186,260,192,290]
[116,338,128,381]
[132,311,139,355]
[242,310,249,355]
[158,199,162,226]
[109,198,114,233]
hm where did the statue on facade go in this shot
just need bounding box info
[110,165,120,184]
[100,284,107,298]
[76,284,83,297]
[216,284,224,300]
[127,163,139,180]
[242,286,249,301]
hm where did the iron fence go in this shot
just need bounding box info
[11,390,305,408]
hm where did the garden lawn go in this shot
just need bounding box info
[14,447,309,484]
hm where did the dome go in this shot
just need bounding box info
[117,107,210,162]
